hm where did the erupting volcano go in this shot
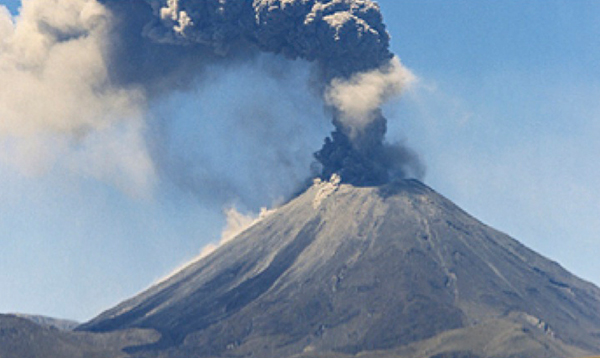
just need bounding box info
[1,1,599,358]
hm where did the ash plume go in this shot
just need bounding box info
[100,0,423,186]
[0,0,423,204]
[0,0,153,195]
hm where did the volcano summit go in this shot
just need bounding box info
[71,178,600,358]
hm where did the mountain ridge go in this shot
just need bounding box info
[9,313,79,331]
[77,179,600,358]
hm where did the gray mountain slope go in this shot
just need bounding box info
[77,179,600,358]
[11,313,79,331]
[0,314,158,358]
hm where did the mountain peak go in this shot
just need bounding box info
[78,180,600,358]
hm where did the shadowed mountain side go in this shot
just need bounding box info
[0,314,159,358]
[11,314,79,331]
[78,179,600,358]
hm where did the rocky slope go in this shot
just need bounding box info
[0,314,158,358]
[75,179,600,358]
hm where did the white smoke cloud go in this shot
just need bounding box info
[220,207,274,244]
[196,209,254,260]
[153,206,274,286]
[0,6,13,38]
[199,206,275,259]
[0,0,154,195]
[325,56,416,133]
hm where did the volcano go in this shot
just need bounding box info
[70,179,600,358]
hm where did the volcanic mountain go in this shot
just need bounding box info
[72,178,600,358]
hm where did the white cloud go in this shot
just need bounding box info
[200,206,275,258]
[152,206,275,286]
[0,0,154,195]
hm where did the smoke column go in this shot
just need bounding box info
[101,0,423,186]
[0,0,421,319]
[1,0,423,199]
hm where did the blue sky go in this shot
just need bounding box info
[1,0,599,321]
[380,0,600,288]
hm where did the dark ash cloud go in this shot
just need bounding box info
[0,0,423,204]
[100,0,423,187]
